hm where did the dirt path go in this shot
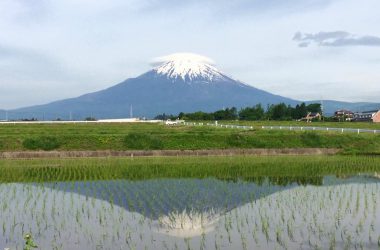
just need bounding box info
[0,148,340,159]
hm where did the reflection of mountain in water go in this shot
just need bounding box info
[3,174,380,249]
[45,178,296,219]
[44,175,380,220]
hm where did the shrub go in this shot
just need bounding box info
[23,136,61,151]
[300,132,322,147]
[226,133,248,147]
[124,133,163,150]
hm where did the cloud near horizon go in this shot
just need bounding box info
[293,31,380,47]
[150,53,215,67]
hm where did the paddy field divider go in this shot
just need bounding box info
[261,125,380,134]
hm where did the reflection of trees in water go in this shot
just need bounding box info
[219,176,323,186]
[255,176,323,186]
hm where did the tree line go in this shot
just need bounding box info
[155,103,322,121]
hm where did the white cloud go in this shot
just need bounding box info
[293,31,380,47]
[150,53,215,66]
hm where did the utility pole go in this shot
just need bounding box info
[320,99,324,121]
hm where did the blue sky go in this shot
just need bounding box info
[0,0,379,109]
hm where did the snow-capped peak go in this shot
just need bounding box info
[151,53,225,83]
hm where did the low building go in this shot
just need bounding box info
[372,111,380,123]
[165,119,185,125]
[353,110,380,122]
[334,110,354,121]
[302,112,322,122]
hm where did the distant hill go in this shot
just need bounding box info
[0,110,6,120]
[306,100,380,116]
[5,53,380,120]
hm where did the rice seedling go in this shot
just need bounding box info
[1,156,380,249]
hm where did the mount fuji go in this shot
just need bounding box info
[6,53,380,120]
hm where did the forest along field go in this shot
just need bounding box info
[2,123,380,249]
[0,122,380,154]
[1,156,380,249]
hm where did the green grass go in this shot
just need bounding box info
[123,132,164,149]
[1,155,380,183]
[0,123,380,154]
[22,136,61,150]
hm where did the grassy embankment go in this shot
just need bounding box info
[1,155,380,183]
[0,123,380,154]
[1,123,379,183]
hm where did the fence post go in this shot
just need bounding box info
[357,129,360,134]
[341,128,344,133]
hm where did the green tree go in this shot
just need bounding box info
[291,103,308,119]
[267,103,291,120]
[306,103,322,113]
[214,107,238,120]
[239,104,265,120]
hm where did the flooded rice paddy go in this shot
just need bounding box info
[2,174,380,249]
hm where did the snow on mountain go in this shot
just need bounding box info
[151,53,225,83]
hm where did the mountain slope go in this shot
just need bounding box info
[9,53,298,119]
[10,71,298,120]
[0,110,5,120]
[7,53,380,120]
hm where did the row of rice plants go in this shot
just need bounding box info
[1,175,380,249]
[2,155,380,183]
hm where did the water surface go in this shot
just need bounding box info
[1,175,380,249]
